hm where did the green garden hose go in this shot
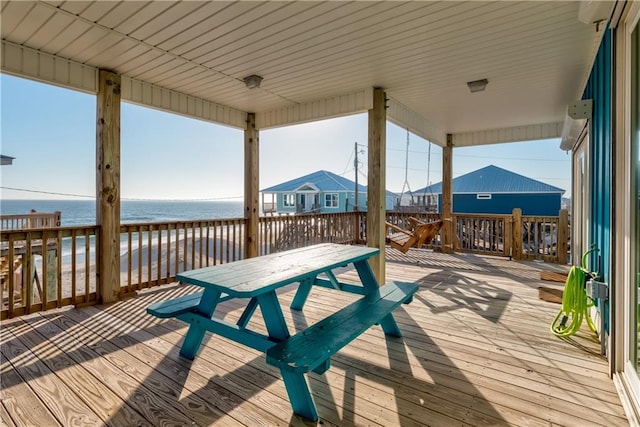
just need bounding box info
[550,249,598,338]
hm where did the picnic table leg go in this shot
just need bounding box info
[180,289,221,359]
[257,291,290,341]
[353,260,403,337]
[280,370,318,421]
[237,297,259,328]
[378,313,402,337]
[290,277,313,310]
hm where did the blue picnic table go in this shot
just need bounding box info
[147,243,418,421]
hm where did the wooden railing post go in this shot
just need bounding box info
[557,209,569,264]
[504,215,513,259]
[512,208,522,260]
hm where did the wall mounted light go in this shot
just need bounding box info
[243,74,263,89]
[466,78,488,93]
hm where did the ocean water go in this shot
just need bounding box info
[1,199,247,263]
[0,199,245,226]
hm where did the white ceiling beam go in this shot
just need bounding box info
[450,122,563,147]
[121,76,247,129]
[1,40,247,130]
[387,97,447,146]
[256,87,373,129]
[2,40,97,94]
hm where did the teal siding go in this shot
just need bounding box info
[439,193,561,215]
[583,29,612,328]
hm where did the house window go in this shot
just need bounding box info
[283,193,295,207]
[324,193,339,208]
[477,194,492,200]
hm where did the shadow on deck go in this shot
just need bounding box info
[0,249,626,426]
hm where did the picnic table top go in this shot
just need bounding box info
[176,243,378,297]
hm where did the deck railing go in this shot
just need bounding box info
[0,226,98,319]
[0,209,568,319]
[119,219,246,295]
[259,212,365,253]
[0,210,61,230]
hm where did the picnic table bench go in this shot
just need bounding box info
[146,243,418,421]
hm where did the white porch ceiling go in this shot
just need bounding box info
[1,1,607,146]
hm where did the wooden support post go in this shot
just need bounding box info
[96,69,121,303]
[557,208,569,264]
[512,208,523,260]
[244,113,259,259]
[441,135,454,253]
[367,87,387,284]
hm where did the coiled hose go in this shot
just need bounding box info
[550,249,597,338]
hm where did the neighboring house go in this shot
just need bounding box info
[261,170,395,214]
[410,165,565,216]
[0,155,15,165]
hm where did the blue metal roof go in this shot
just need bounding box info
[413,165,565,195]
[262,170,368,193]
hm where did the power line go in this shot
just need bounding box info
[0,186,244,201]
[1,187,94,199]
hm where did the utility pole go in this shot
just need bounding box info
[354,142,359,211]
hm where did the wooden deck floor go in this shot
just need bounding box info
[1,249,628,426]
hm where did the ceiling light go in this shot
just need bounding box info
[243,74,263,89]
[466,78,488,93]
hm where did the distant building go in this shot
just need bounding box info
[1,155,15,166]
[261,170,396,214]
[410,165,565,216]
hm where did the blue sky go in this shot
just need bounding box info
[0,73,571,201]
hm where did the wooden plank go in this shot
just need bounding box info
[96,69,121,303]
[0,402,18,427]
[62,304,299,427]
[11,316,153,426]
[0,351,60,426]
[38,310,247,427]
[541,271,568,283]
[0,324,104,425]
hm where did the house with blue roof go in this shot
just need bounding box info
[412,165,565,216]
[261,170,396,214]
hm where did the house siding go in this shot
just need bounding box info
[437,193,562,216]
[274,191,371,213]
[583,29,613,332]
